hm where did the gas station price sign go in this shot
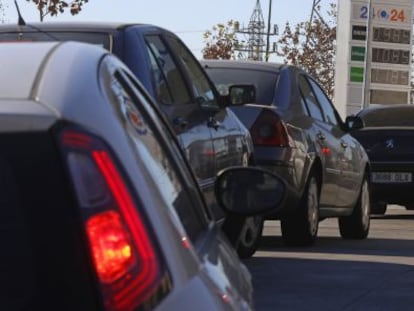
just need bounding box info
[349,0,412,106]
[371,68,409,85]
[373,27,410,44]
[353,3,412,25]
[371,48,410,65]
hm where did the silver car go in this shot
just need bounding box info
[0,22,260,259]
[0,41,286,310]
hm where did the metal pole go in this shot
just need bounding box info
[362,0,373,109]
[265,0,272,61]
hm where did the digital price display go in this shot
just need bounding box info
[343,0,413,112]
[370,89,408,105]
[371,68,409,85]
[371,48,410,64]
[373,27,411,44]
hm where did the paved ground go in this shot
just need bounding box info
[244,206,414,310]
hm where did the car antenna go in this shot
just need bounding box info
[14,0,26,26]
[13,0,60,41]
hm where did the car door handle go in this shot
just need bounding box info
[341,141,348,148]
[317,132,325,141]
[173,116,189,129]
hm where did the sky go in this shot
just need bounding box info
[1,0,333,62]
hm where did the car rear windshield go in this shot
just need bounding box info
[358,107,414,127]
[205,67,279,106]
[0,131,97,310]
[0,31,111,51]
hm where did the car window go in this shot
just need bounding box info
[0,131,99,310]
[145,35,191,105]
[146,44,174,105]
[101,59,209,241]
[358,107,414,127]
[205,66,278,106]
[298,74,324,121]
[167,36,219,109]
[307,77,340,126]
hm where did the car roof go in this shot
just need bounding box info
[0,41,108,124]
[0,40,103,100]
[0,40,154,141]
[0,21,168,35]
[0,41,58,99]
[358,104,414,115]
[356,104,414,127]
[201,59,286,73]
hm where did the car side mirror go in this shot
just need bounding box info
[214,166,286,216]
[228,84,256,105]
[345,115,364,131]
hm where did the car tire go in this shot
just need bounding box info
[281,175,319,246]
[371,202,387,215]
[236,216,264,258]
[338,176,370,239]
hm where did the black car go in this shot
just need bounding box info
[0,40,287,310]
[348,104,414,215]
[0,22,263,258]
[202,59,371,246]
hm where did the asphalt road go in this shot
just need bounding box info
[244,205,414,311]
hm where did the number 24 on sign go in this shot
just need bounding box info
[360,6,406,22]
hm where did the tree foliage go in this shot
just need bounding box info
[25,0,89,21]
[201,3,337,98]
[202,20,245,60]
[277,2,337,98]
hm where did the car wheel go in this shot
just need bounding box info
[236,216,264,258]
[371,202,387,215]
[338,176,370,239]
[281,175,319,246]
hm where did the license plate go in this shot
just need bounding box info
[371,172,412,183]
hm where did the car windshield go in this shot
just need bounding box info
[205,67,278,106]
[0,32,111,51]
[358,106,414,127]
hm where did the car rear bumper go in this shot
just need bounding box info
[371,183,414,205]
[370,162,414,205]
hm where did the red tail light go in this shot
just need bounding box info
[58,127,170,311]
[250,110,293,147]
[86,210,134,284]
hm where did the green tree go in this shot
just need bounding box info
[277,2,337,98]
[25,0,89,21]
[202,20,245,60]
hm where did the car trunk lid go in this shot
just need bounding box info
[352,127,414,161]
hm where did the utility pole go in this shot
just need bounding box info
[362,0,373,109]
[265,0,272,61]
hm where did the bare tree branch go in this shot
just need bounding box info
[25,0,88,21]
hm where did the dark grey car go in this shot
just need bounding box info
[202,59,371,246]
[349,104,414,215]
